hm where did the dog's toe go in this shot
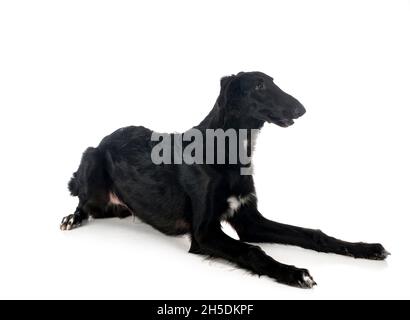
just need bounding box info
[60,214,81,231]
[297,270,317,289]
[278,267,317,289]
[368,245,391,260]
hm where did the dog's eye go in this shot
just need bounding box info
[255,82,265,90]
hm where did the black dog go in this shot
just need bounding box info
[61,71,389,288]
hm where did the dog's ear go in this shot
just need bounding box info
[220,75,234,90]
[218,75,236,107]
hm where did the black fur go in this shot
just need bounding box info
[61,71,389,288]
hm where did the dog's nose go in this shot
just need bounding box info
[293,105,306,118]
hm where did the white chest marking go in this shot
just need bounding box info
[223,193,256,219]
[227,196,242,212]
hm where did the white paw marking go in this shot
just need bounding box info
[302,273,316,287]
[61,215,77,231]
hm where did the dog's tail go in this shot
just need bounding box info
[68,173,80,196]
[68,147,107,197]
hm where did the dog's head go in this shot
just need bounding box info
[219,71,306,127]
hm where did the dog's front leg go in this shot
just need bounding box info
[193,227,316,288]
[187,178,316,288]
[228,205,390,260]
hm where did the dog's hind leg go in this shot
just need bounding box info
[229,205,390,260]
[61,147,118,230]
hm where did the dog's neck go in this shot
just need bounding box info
[197,101,265,131]
[195,100,263,159]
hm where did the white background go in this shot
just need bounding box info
[0,0,409,300]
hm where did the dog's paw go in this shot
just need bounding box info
[279,267,317,289]
[60,214,82,231]
[294,269,317,289]
[298,270,317,288]
[350,243,391,261]
[363,243,390,260]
